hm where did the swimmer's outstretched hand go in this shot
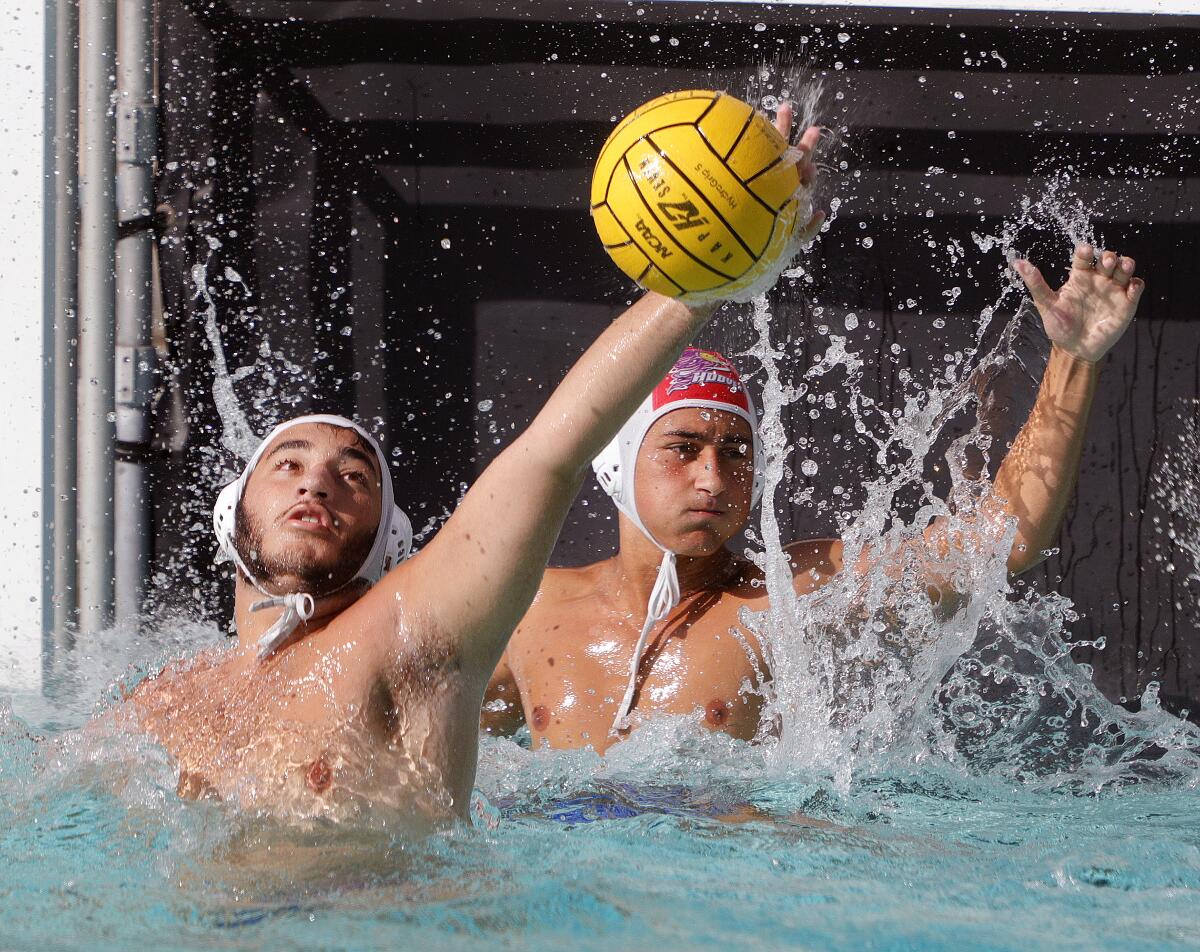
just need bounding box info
[1013,244,1145,364]
[773,101,826,245]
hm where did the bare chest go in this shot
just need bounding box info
[510,593,770,750]
[132,645,463,821]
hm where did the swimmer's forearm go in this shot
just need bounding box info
[521,292,716,479]
[993,345,1099,574]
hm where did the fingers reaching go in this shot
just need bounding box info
[1071,243,1095,272]
[795,125,821,156]
[798,209,826,244]
[772,101,793,141]
[1014,259,1056,311]
[794,125,822,188]
[770,105,823,238]
[1097,250,1118,279]
[1018,244,1143,361]
[1112,255,1136,289]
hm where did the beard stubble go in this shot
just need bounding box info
[233,497,376,597]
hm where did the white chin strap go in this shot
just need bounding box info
[250,593,316,659]
[611,550,679,735]
[594,386,763,739]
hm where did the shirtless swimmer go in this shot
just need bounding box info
[123,106,825,826]
[483,243,1145,753]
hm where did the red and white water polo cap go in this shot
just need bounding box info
[592,346,765,545]
[592,347,764,734]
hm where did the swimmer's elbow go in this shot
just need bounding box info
[1007,539,1049,577]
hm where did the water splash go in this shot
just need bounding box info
[735,175,1199,795]
[1151,400,1200,596]
[191,236,327,468]
[192,235,259,462]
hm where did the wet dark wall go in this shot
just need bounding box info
[150,0,1200,708]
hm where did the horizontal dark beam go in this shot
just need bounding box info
[189,3,1200,76]
[304,117,1200,181]
[313,201,1198,309]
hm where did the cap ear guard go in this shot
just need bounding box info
[212,479,241,568]
[592,436,623,501]
[376,504,413,578]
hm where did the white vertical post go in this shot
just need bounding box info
[0,0,48,691]
[114,0,156,621]
[76,0,118,633]
[51,0,80,646]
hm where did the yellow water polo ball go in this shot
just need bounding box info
[590,89,804,301]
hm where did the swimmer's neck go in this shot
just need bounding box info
[610,513,739,608]
[232,573,367,653]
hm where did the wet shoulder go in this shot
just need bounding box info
[534,561,610,605]
[127,644,231,729]
[510,561,609,645]
[786,538,844,594]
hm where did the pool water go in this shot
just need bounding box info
[2,680,1198,952]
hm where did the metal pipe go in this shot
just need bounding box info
[114,0,156,620]
[76,0,117,633]
[50,0,79,648]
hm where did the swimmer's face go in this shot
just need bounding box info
[633,407,755,557]
[235,423,383,596]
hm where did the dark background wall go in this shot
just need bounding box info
[149,0,1200,708]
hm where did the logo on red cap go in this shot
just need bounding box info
[652,347,750,413]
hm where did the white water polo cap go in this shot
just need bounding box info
[592,347,764,734]
[212,413,413,659]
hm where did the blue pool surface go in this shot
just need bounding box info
[2,684,1198,952]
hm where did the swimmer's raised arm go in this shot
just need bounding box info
[408,291,716,671]
[344,107,822,686]
[832,244,1144,602]
[983,244,1143,574]
[396,110,823,680]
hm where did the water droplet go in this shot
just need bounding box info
[477,399,494,412]
[440,238,451,249]
[754,22,766,32]
[861,237,873,249]
[801,459,819,476]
